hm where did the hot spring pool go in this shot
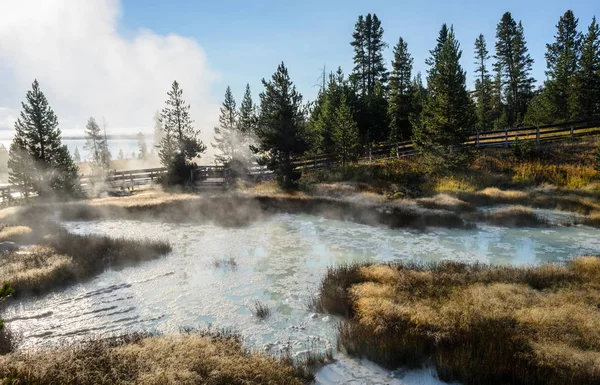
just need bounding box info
[4,214,600,384]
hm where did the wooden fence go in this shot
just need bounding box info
[296,118,600,170]
[1,118,599,202]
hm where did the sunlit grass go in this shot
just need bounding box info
[318,259,600,384]
[0,246,72,294]
[0,225,32,242]
[0,331,315,384]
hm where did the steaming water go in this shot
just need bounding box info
[4,214,600,384]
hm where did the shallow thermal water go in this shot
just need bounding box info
[4,214,600,384]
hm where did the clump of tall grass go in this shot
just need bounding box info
[0,246,73,295]
[0,209,172,297]
[0,225,33,242]
[513,161,597,188]
[318,259,600,385]
[251,299,272,320]
[0,330,312,384]
[212,256,238,270]
[583,212,600,228]
[484,205,549,227]
[416,194,475,213]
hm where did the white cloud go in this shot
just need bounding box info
[0,0,219,147]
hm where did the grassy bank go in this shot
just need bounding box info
[0,206,172,297]
[316,259,600,385]
[58,191,472,230]
[298,139,600,227]
[301,139,600,197]
[0,330,319,385]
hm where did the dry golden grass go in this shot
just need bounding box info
[583,212,600,228]
[0,332,311,385]
[432,177,480,193]
[0,207,172,297]
[416,194,475,213]
[484,205,548,227]
[513,161,597,188]
[0,225,32,242]
[0,246,72,294]
[89,190,200,208]
[319,259,600,385]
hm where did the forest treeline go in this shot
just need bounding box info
[5,9,600,194]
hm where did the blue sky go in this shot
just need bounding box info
[120,0,599,104]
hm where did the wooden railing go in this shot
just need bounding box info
[1,118,599,202]
[296,118,600,170]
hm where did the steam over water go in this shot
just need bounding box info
[4,214,600,384]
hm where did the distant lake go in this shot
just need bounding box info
[63,139,156,160]
[0,138,157,161]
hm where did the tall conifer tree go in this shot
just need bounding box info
[350,13,389,146]
[388,36,414,145]
[212,86,243,164]
[413,26,476,170]
[256,63,308,188]
[84,117,110,175]
[332,95,359,167]
[577,17,600,119]
[474,34,494,130]
[238,84,257,134]
[494,13,535,126]
[158,80,206,185]
[8,80,81,198]
[544,10,582,121]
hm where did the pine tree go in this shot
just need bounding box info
[388,36,414,146]
[137,132,148,159]
[256,62,309,189]
[8,138,34,197]
[544,10,582,122]
[238,84,257,134]
[118,149,124,160]
[491,71,507,129]
[8,80,81,198]
[494,13,535,126]
[73,147,81,163]
[350,13,389,146]
[153,111,163,153]
[350,15,367,94]
[312,68,348,154]
[577,17,600,119]
[366,82,389,145]
[332,95,359,167]
[307,89,326,155]
[425,24,449,73]
[212,86,242,164]
[99,119,111,169]
[524,86,553,126]
[412,26,476,171]
[84,117,109,175]
[158,80,206,186]
[410,72,427,125]
[474,34,494,130]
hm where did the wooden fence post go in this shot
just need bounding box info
[536,127,540,147]
[476,133,480,147]
[505,130,509,148]
[570,126,574,141]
